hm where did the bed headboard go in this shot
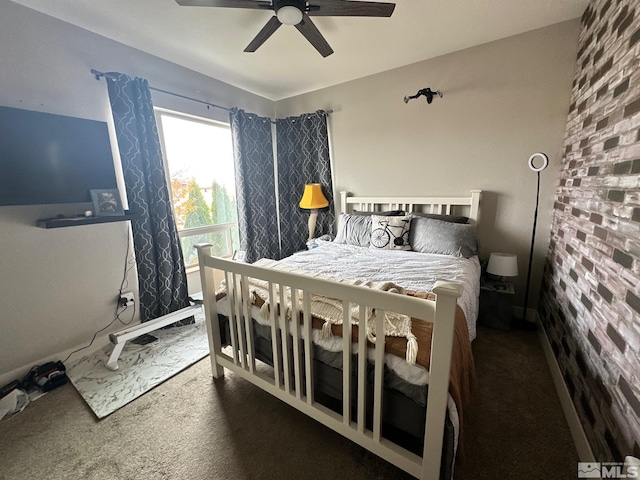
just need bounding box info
[339,190,481,224]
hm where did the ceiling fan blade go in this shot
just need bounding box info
[175,0,271,9]
[244,16,282,52]
[295,15,333,57]
[307,0,395,17]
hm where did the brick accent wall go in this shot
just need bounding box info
[540,0,640,460]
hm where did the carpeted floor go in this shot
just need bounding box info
[0,326,578,480]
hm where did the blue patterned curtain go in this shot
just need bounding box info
[229,108,280,263]
[106,72,192,325]
[276,111,334,258]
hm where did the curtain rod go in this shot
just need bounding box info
[91,69,231,112]
[91,68,332,121]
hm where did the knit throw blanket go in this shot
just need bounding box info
[230,259,419,365]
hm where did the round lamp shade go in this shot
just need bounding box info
[487,252,518,277]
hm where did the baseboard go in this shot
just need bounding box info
[0,333,113,389]
[536,314,595,462]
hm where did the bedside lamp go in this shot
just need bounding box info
[480,253,520,332]
[487,253,518,282]
[299,183,329,241]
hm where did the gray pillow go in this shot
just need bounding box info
[410,217,478,258]
[334,214,372,246]
[410,212,469,224]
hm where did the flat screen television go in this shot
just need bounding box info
[0,105,118,206]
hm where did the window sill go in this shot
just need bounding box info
[185,264,200,275]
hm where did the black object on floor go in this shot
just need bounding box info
[22,361,68,392]
[1,380,24,399]
[131,334,158,345]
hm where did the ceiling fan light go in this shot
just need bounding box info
[277,5,303,25]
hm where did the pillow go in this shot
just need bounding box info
[410,212,469,224]
[352,209,405,216]
[334,214,372,246]
[369,215,412,251]
[410,217,478,258]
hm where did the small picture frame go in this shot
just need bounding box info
[90,189,124,217]
[232,250,246,262]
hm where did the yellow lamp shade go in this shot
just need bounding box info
[299,183,329,209]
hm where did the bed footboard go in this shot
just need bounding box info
[195,244,461,480]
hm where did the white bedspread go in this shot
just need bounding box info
[216,241,480,388]
[277,240,481,341]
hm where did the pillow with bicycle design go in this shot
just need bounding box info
[370,215,412,251]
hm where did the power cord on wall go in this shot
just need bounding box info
[62,229,137,364]
[116,227,136,307]
[61,303,136,364]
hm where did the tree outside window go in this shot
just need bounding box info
[157,109,239,265]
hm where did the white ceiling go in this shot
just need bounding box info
[12,0,587,100]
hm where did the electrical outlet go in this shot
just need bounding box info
[118,291,135,307]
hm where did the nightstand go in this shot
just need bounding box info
[478,278,515,331]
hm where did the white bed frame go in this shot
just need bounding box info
[195,190,481,480]
[339,190,481,222]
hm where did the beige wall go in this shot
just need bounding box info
[0,0,272,385]
[275,19,581,313]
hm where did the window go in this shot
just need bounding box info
[156,108,239,266]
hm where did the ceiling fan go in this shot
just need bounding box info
[175,0,396,58]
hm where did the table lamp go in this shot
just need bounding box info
[486,252,518,282]
[299,183,329,241]
[486,252,535,330]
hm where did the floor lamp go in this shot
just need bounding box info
[299,183,329,242]
[522,152,549,326]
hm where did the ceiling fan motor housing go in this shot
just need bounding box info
[275,0,306,25]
